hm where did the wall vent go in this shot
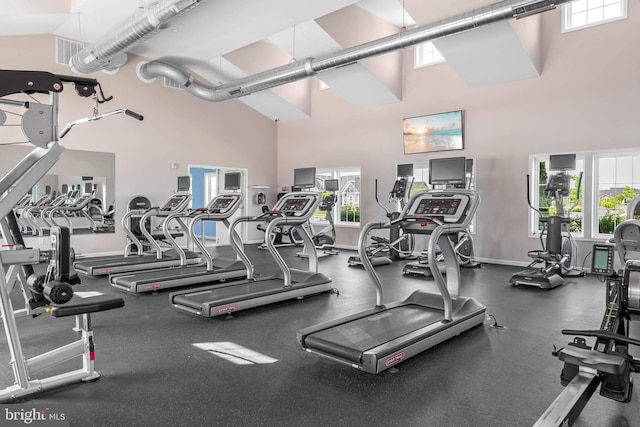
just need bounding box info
[55,37,85,65]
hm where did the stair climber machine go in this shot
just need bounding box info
[534,240,640,426]
[404,157,481,278]
[0,69,125,400]
[297,178,340,258]
[298,188,487,373]
[170,191,334,317]
[510,154,585,290]
[74,188,199,277]
[109,193,246,293]
[348,165,415,267]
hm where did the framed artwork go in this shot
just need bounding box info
[402,110,464,154]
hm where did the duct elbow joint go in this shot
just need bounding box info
[136,61,156,83]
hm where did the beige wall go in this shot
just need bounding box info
[276,7,640,264]
[0,35,277,254]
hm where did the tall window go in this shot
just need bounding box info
[530,157,584,236]
[594,154,640,236]
[414,41,445,68]
[314,167,361,226]
[562,0,627,33]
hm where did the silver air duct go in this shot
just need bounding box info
[70,0,205,74]
[138,0,570,102]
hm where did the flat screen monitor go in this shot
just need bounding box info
[224,172,241,190]
[325,179,339,192]
[549,154,576,171]
[177,176,190,191]
[429,157,466,186]
[294,167,316,189]
[397,163,414,177]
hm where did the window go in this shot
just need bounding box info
[314,168,361,226]
[562,0,627,33]
[414,41,445,68]
[529,150,640,240]
[594,154,640,236]
[530,156,584,236]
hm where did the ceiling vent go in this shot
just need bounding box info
[164,77,181,89]
[55,37,85,66]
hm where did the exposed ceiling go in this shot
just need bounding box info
[0,0,545,122]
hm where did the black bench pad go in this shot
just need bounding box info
[51,293,125,318]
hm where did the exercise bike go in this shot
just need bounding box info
[511,154,585,290]
[535,239,640,426]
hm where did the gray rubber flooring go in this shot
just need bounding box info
[0,245,638,426]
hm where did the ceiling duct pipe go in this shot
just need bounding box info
[70,0,205,74]
[138,0,570,102]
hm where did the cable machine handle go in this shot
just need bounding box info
[125,110,144,121]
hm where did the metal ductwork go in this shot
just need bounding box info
[138,0,569,102]
[70,0,205,74]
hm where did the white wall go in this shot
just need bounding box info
[0,35,278,255]
[276,7,640,264]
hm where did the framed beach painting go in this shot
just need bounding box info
[402,110,464,154]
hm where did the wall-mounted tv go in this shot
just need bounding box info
[177,175,190,192]
[403,110,464,155]
[429,157,466,187]
[224,172,241,190]
[294,167,316,189]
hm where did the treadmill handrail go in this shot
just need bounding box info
[122,208,148,256]
[228,192,323,287]
[139,195,191,259]
[359,189,480,320]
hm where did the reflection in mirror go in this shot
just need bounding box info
[1,145,116,235]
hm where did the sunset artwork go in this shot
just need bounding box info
[402,111,463,154]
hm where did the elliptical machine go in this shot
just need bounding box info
[297,178,339,257]
[510,154,585,290]
[348,166,414,267]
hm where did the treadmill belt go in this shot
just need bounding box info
[304,305,443,363]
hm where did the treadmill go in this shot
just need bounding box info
[109,193,246,293]
[74,192,199,276]
[297,189,486,374]
[170,191,333,317]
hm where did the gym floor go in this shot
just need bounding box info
[1,245,638,427]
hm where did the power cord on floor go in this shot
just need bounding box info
[487,314,506,329]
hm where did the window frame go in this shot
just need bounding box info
[414,41,445,69]
[528,155,585,238]
[561,0,628,33]
[313,167,361,227]
[529,149,640,241]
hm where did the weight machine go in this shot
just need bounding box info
[0,70,127,401]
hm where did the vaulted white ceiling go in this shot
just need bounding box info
[0,0,545,122]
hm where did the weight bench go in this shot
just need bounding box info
[0,292,124,402]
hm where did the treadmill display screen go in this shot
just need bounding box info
[162,196,186,211]
[209,196,239,214]
[280,198,309,212]
[414,198,461,215]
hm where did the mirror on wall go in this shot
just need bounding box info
[1,145,116,235]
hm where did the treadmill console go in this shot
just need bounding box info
[206,194,242,216]
[272,193,320,220]
[160,194,190,212]
[401,192,472,234]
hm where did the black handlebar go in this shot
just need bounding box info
[562,329,640,347]
[125,110,144,121]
